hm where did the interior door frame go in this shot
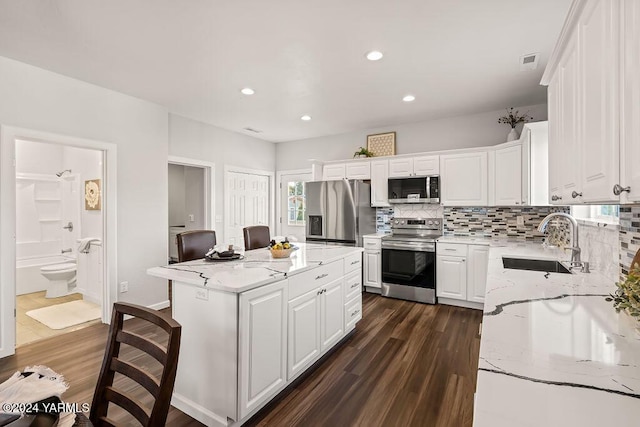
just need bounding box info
[223,165,275,245]
[167,156,216,230]
[0,125,117,358]
[275,168,312,237]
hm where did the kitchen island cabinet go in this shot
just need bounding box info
[148,243,363,426]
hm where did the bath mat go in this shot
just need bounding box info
[26,300,100,330]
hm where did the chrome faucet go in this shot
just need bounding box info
[537,212,589,272]
[61,248,72,254]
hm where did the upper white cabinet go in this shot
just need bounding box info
[440,152,488,206]
[542,0,636,204]
[322,163,345,181]
[492,144,523,206]
[370,160,390,207]
[389,155,439,177]
[621,0,640,203]
[345,162,371,180]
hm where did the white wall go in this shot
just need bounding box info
[168,114,276,238]
[0,55,169,307]
[63,146,103,240]
[276,104,548,170]
[168,163,186,226]
[184,166,205,230]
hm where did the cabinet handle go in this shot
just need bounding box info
[515,202,520,205]
[350,260,360,265]
[613,184,631,196]
[551,195,562,201]
[315,273,328,280]
[571,191,582,199]
[323,289,327,294]
[351,309,360,317]
[317,290,322,295]
[351,282,359,289]
[444,248,457,251]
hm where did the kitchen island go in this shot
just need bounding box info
[473,240,640,427]
[147,243,364,427]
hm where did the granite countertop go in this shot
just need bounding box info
[474,240,640,427]
[147,242,363,293]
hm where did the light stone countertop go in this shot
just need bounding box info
[474,240,640,427]
[147,242,363,294]
[362,232,390,239]
[437,235,493,245]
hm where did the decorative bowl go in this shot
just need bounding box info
[269,247,294,258]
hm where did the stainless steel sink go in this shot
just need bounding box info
[502,257,572,274]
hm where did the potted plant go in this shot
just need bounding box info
[353,147,374,158]
[498,107,533,141]
[606,263,640,330]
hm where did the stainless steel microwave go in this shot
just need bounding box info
[388,175,440,204]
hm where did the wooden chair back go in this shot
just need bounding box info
[89,302,181,426]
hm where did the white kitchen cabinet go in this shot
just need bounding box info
[322,163,346,181]
[239,279,288,419]
[521,122,550,206]
[579,0,620,203]
[413,155,440,175]
[345,161,371,180]
[287,289,320,379]
[436,255,467,300]
[364,249,381,289]
[467,245,489,303]
[621,0,640,203]
[320,278,344,352]
[370,160,390,207]
[440,151,488,206]
[388,158,414,177]
[492,144,523,206]
[547,74,564,204]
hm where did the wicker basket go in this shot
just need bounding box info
[270,247,294,258]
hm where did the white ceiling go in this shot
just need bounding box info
[0,0,571,142]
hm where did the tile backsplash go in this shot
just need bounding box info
[619,205,640,279]
[443,206,571,244]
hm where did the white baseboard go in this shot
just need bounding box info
[438,297,484,310]
[171,392,228,427]
[148,300,170,311]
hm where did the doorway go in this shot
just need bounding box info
[277,169,312,242]
[0,126,117,358]
[224,166,274,248]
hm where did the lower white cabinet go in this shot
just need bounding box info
[287,277,344,380]
[436,242,489,308]
[239,279,288,419]
[363,236,382,289]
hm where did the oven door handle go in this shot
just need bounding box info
[382,242,435,252]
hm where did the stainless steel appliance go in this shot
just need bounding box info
[381,217,443,304]
[305,179,376,246]
[388,175,440,204]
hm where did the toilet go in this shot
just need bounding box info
[40,261,77,298]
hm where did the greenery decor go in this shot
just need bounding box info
[498,107,533,129]
[606,263,640,319]
[353,146,374,158]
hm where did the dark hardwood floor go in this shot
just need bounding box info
[0,293,482,426]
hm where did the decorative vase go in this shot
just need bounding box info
[507,128,520,141]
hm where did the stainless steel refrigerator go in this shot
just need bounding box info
[305,179,376,246]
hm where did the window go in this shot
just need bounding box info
[287,181,306,226]
[571,205,619,224]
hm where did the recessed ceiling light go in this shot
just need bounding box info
[300,115,312,121]
[366,51,383,61]
[241,88,255,95]
[403,95,416,102]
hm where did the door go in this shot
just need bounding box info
[370,160,390,207]
[494,144,523,206]
[579,0,620,203]
[436,255,466,300]
[239,279,287,419]
[225,170,270,248]
[279,171,311,241]
[467,245,489,303]
[320,278,344,352]
[288,289,320,379]
[388,158,413,177]
[364,250,381,288]
[440,151,488,206]
[621,0,640,203]
[413,155,440,175]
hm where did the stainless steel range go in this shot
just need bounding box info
[381,217,443,304]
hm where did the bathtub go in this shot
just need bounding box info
[16,255,76,296]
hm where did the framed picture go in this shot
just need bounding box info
[85,179,101,210]
[367,132,396,157]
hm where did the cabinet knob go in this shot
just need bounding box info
[551,195,562,201]
[515,202,520,205]
[571,191,582,199]
[613,184,631,196]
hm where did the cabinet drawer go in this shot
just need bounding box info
[344,270,362,301]
[363,238,382,250]
[344,252,363,273]
[289,259,343,301]
[345,296,362,330]
[437,242,468,257]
